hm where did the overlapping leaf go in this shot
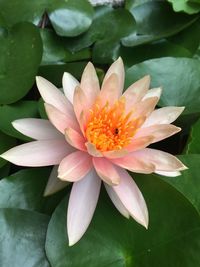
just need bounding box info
[123,1,198,47]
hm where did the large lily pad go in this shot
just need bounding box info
[122,1,198,47]
[160,154,200,214]
[0,0,47,27]
[0,208,50,267]
[185,118,200,154]
[0,22,42,104]
[0,168,69,215]
[46,175,200,267]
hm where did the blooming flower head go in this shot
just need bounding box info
[1,58,187,246]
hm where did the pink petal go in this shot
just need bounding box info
[102,57,124,96]
[43,166,69,196]
[111,153,155,174]
[104,183,129,218]
[36,76,75,118]
[126,136,154,152]
[142,87,162,100]
[1,140,73,166]
[65,128,86,151]
[99,73,120,106]
[133,97,159,118]
[62,72,79,104]
[134,124,181,143]
[45,103,80,133]
[132,148,187,171]
[123,75,150,111]
[58,151,92,182]
[73,86,89,131]
[102,149,128,159]
[155,170,181,177]
[80,62,100,106]
[67,169,101,246]
[85,142,103,157]
[113,167,149,228]
[142,106,185,127]
[93,157,120,185]
[12,118,63,140]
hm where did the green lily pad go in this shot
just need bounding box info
[0,168,50,211]
[66,6,136,53]
[0,22,43,104]
[0,208,50,267]
[185,118,200,153]
[40,29,66,65]
[38,62,86,87]
[0,164,10,180]
[0,168,70,215]
[46,175,200,266]
[0,0,47,27]
[122,1,198,47]
[120,40,192,67]
[0,131,16,168]
[38,98,48,119]
[168,0,200,14]
[160,154,200,215]
[40,29,91,65]
[167,18,200,55]
[47,0,94,37]
[0,101,39,141]
[125,57,200,115]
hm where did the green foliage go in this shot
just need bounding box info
[0,208,50,267]
[0,22,43,104]
[185,118,200,153]
[168,0,200,14]
[0,0,199,266]
[0,101,39,140]
[46,177,200,267]
[47,0,94,37]
[160,154,200,214]
[122,1,198,47]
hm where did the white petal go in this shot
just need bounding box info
[131,148,187,171]
[45,103,80,133]
[142,106,185,127]
[36,76,75,117]
[1,140,73,167]
[44,166,69,196]
[62,72,79,104]
[58,151,92,182]
[80,62,100,106]
[143,87,162,100]
[155,170,181,177]
[12,119,63,140]
[104,183,129,218]
[113,167,149,228]
[67,169,101,246]
[102,57,124,96]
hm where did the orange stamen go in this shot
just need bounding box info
[85,97,144,152]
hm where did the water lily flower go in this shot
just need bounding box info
[1,58,187,246]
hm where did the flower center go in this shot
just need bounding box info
[85,97,143,152]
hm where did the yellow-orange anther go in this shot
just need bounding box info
[85,97,144,152]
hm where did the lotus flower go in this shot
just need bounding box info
[1,58,187,246]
